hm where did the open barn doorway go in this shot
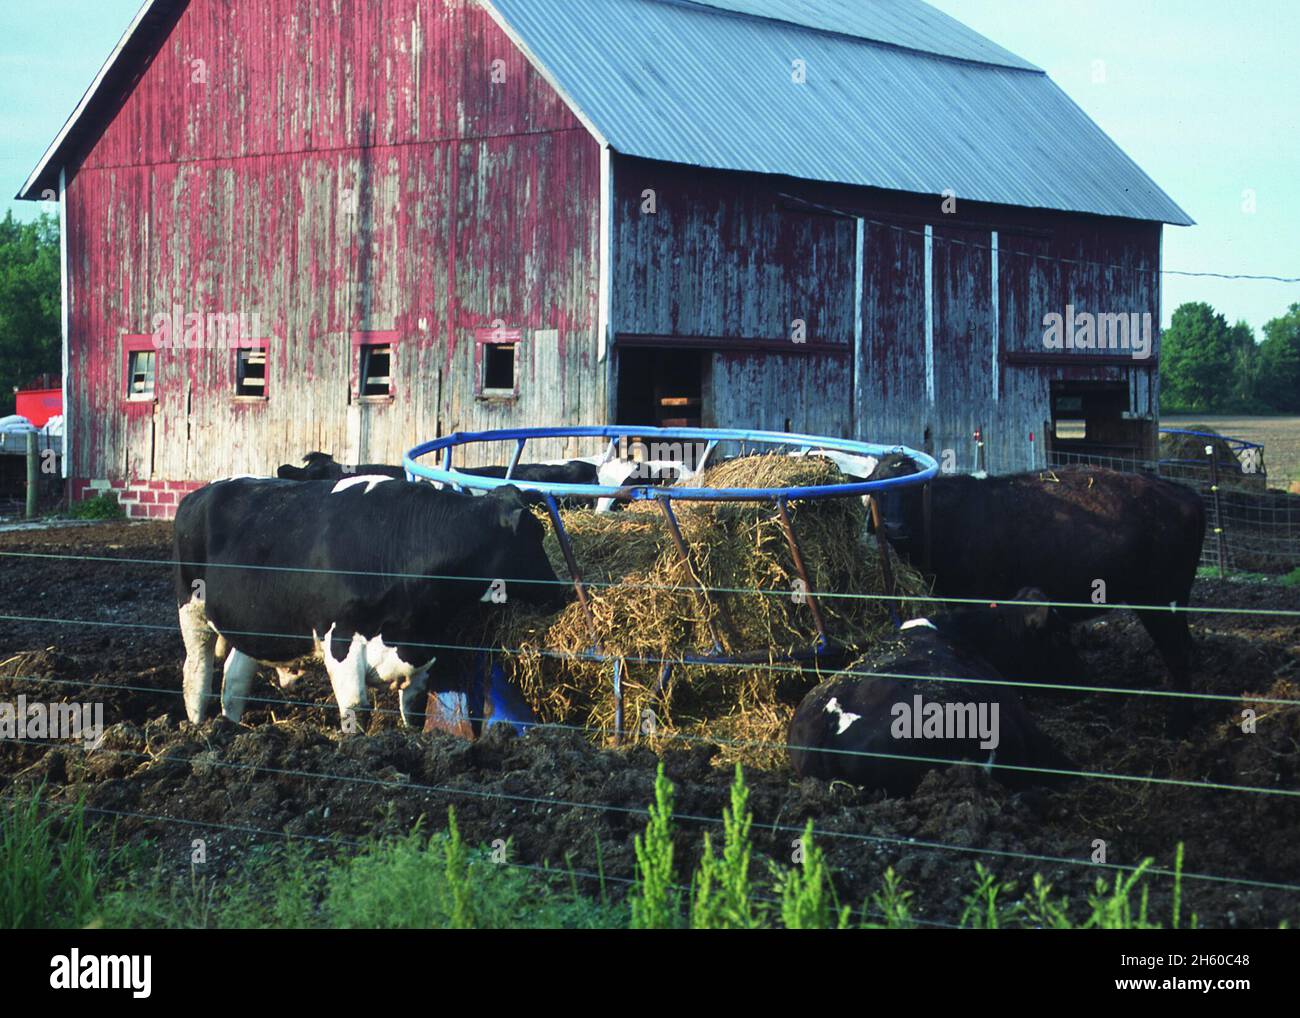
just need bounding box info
[614,346,708,470]
[616,347,706,429]
[1047,379,1154,467]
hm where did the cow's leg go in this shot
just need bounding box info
[1137,608,1193,736]
[362,637,434,729]
[220,648,258,722]
[321,629,369,732]
[178,598,216,723]
[399,665,432,728]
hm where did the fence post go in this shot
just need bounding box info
[1206,443,1227,579]
[25,431,38,518]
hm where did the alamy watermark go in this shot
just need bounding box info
[1042,304,1152,360]
[151,303,264,350]
[0,697,103,749]
[891,694,1000,750]
[50,950,150,998]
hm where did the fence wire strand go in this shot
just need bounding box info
[4,492,1300,914]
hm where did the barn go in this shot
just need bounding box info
[17,0,1190,518]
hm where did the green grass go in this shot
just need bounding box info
[0,787,103,928]
[1,773,1269,930]
[1196,564,1300,584]
[65,493,125,520]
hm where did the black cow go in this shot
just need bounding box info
[275,450,603,487]
[275,450,683,509]
[276,451,605,505]
[458,461,598,485]
[174,476,564,729]
[276,451,405,481]
[789,593,1076,795]
[867,455,1205,731]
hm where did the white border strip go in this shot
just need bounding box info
[598,144,612,364]
[58,167,69,479]
[853,216,865,434]
[991,229,999,403]
[924,224,934,404]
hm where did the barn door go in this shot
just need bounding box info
[616,347,706,429]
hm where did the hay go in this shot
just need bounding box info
[473,454,929,766]
[1159,425,1265,490]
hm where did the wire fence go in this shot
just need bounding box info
[1046,443,1300,576]
[2,523,1299,922]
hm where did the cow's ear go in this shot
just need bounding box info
[496,486,529,532]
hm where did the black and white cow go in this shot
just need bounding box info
[174,475,564,729]
[275,450,688,510]
[789,592,1076,795]
[275,450,609,488]
[867,455,1206,731]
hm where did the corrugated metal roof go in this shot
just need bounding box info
[21,0,1191,225]
[679,0,1039,69]
[488,0,1192,225]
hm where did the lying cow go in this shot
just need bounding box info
[174,476,565,729]
[789,593,1076,795]
[276,450,685,510]
[276,450,404,480]
[867,455,1206,732]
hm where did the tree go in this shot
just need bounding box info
[1256,303,1300,413]
[1159,302,1237,412]
[1226,319,1261,410]
[0,210,61,415]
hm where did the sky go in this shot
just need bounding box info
[0,0,1296,335]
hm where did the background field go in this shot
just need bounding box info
[1163,415,1300,488]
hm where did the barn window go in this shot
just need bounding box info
[474,325,525,399]
[483,342,517,393]
[235,347,267,398]
[350,331,399,401]
[359,343,392,397]
[127,350,156,400]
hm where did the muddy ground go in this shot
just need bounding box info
[1,520,1298,927]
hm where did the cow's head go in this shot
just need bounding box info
[865,453,924,548]
[487,486,569,611]
[925,587,1073,682]
[276,450,342,481]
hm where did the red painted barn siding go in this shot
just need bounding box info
[858,216,1159,473]
[612,159,856,343]
[611,157,856,437]
[79,0,581,167]
[611,160,1161,472]
[859,218,926,413]
[65,0,602,501]
[994,220,1160,469]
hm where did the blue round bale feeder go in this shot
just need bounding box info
[405,425,938,742]
[1158,427,1263,473]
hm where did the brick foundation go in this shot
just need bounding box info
[69,478,204,520]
